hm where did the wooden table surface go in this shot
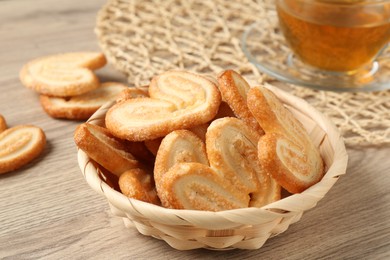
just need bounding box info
[0,0,389,259]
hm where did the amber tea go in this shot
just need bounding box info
[276,0,390,72]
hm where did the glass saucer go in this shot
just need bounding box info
[241,19,390,92]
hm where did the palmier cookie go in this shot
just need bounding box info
[20,52,106,97]
[258,134,324,194]
[159,162,249,211]
[40,82,128,120]
[105,71,221,141]
[144,123,209,157]
[119,168,160,205]
[74,123,140,177]
[247,86,324,193]
[0,125,46,174]
[206,117,280,207]
[217,70,264,134]
[0,115,7,133]
[154,130,209,200]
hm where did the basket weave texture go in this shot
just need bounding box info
[77,84,348,250]
[95,0,390,147]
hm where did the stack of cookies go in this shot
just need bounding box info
[1,52,135,175]
[20,52,129,120]
[74,70,325,212]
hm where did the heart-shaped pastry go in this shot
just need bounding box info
[160,162,250,211]
[247,86,324,193]
[20,52,106,97]
[154,130,209,203]
[206,117,280,207]
[0,125,46,174]
[105,71,221,141]
[258,133,324,194]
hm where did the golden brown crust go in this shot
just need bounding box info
[247,86,324,193]
[154,130,209,197]
[119,168,160,205]
[20,52,106,97]
[105,71,221,141]
[206,117,280,207]
[159,162,249,211]
[213,101,236,119]
[39,82,128,120]
[0,125,46,174]
[217,70,264,134]
[144,138,163,157]
[0,114,7,133]
[74,123,140,177]
[258,134,324,194]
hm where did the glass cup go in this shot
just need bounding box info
[275,0,390,73]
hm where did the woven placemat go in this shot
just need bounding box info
[95,0,390,147]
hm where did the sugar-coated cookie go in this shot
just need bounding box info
[258,133,324,194]
[0,125,46,174]
[159,162,249,211]
[206,117,280,207]
[74,123,140,177]
[105,70,221,141]
[217,70,264,134]
[154,130,209,201]
[247,86,324,193]
[40,82,128,120]
[20,52,106,97]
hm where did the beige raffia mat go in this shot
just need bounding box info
[95,0,390,147]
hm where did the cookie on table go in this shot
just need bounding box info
[0,125,46,174]
[20,52,106,97]
[40,82,128,120]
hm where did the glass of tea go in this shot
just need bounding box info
[241,0,390,91]
[276,0,390,72]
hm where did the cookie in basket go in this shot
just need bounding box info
[0,125,46,174]
[20,52,106,97]
[217,70,264,134]
[154,130,209,200]
[74,123,140,177]
[206,117,280,207]
[40,82,128,120]
[247,86,324,193]
[155,117,280,211]
[105,70,221,141]
[119,168,160,205]
[159,162,250,211]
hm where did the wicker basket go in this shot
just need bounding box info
[77,83,348,250]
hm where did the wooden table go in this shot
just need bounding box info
[1,0,389,259]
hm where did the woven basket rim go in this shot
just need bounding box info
[77,83,348,223]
